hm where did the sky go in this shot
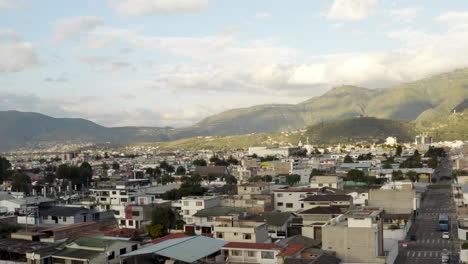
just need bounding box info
[1,0,468,127]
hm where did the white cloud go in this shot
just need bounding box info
[51,16,104,43]
[388,7,421,22]
[0,0,26,9]
[108,0,208,16]
[255,12,272,19]
[0,42,39,72]
[326,0,377,21]
[0,29,20,41]
[78,55,131,72]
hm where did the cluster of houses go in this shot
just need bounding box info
[0,138,464,264]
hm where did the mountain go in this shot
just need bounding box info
[0,111,172,151]
[174,68,468,137]
[126,117,418,151]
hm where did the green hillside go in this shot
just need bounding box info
[172,69,468,137]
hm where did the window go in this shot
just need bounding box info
[243,233,252,240]
[183,201,189,206]
[207,217,213,222]
[196,226,201,230]
[115,211,120,215]
[232,250,242,256]
[234,232,238,236]
[128,220,133,226]
[132,211,140,216]
[261,251,274,259]
[100,198,107,201]
[196,201,203,206]
[286,203,293,208]
[132,245,138,251]
[301,203,304,208]
[120,248,127,255]
[107,251,115,260]
[183,210,190,215]
[247,251,256,257]
[130,197,135,202]
[276,193,283,197]
[42,215,47,220]
[216,232,224,239]
[112,191,116,194]
[121,198,127,202]
[299,194,306,198]
[277,202,283,206]
[120,220,125,225]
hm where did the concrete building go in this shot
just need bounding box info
[322,208,387,263]
[297,206,345,240]
[181,196,221,225]
[221,242,285,264]
[310,176,344,190]
[273,188,319,212]
[301,195,353,211]
[385,137,398,145]
[184,206,247,235]
[368,189,418,215]
[248,147,302,158]
[214,223,270,243]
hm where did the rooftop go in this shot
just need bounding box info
[274,188,319,193]
[193,206,246,217]
[299,206,345,215]
[301,195,352,202]
[222,242,281,250]
[40,206,91,217]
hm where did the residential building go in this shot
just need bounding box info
[300,195,353,211]
[310,176,344,190]
[322,208,387,263]
[368,189,418,215]
[185,206,247,235]
[297,206,346,240]
[213,223,270,243]
[248,147,302,157]
[273,188,319,212]
[40,206,113,225]
[221,242,286,264]
[239,212,294,239]
[181,196,221,225]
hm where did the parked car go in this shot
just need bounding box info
[442,232,450,239]
[441,249,450,263]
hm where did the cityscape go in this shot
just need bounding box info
[1,1,468,264]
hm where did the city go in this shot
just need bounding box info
[1,0,468,264]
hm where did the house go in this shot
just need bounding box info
[40,206,113,225]
[181,196,221,225]
[0,238,56,263]
[239,212,294,239]
[122,235,227,264]
[185,206,247,235]
[221,242,283,264]
[300,195,353,211]
[337,163,372,173]
[310,176,344,190]
[214,223,270,243]
[322,207,388,263]
[296,206,346,240]
[238,182,272,197]
[368,189,418,215]
[52,236,139,264]
[194,166,229,180]
[274,188,320,212]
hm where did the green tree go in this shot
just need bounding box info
[263,175,273,182]
[225,175,237,185]
[193,159,207,166]
[406,170,418,182]
[56,164,70,179]
[146,223,165,238]
[382,162,392,169]
[391,170,405,181]
[101,162,110,170]
[346,169,365,182]
[427,157,438,169]
[395,145,403,157]
[79,164,93,187]
[161,174,174,185]
[175,166,186,175]
[11,172,32,194]
[227,156,239,165]
[309,168,323,181]
[248,176,263,183]
[343,155,354,163]
[151,206,176,232]
[112,161,120,170]
[0,156,12,183]
[146,167,155,176]
[286,174,301,186]
[204,173,217,183]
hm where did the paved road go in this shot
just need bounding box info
[396,188,459,263]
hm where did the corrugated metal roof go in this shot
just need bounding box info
[122,236,228,263]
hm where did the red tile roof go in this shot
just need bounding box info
[222,242,281,250]
[277,244,304,256]
[149,233,189,244]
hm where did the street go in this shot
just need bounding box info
[396,188,459,263]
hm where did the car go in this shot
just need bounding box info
[442,232,450,239]
[410,235,417,241]
[441,249,450,263]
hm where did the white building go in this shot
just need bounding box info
[248,147,301,157]
[385,137,398,145]
[181,196,221,225]
[273,188,319,212]
[310,176,344,190]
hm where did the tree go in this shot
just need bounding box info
[166,165,175,174]
[343,155,354,163]
[146,223,165,238]
[227,156,239,165]
[346,169,365,182]
[290,149,307,157]
[252,154,258,158]
[286,174,301,186]
[101,162,110,170]
[193,159,207,166]
[382,163,392,169]
[146,167,155,176]
[56,164,70,179]
[260,155,278,162]
[263,175,273,182]
[161,174,174,185]
[204,173,217,183]
[391,170,405,181]
[427,157,438,169]
[175,166,186,175]
[406,170,418,182]
[225,175,237,185]
[79,163,93,187]
[248,176,263,183]
[112,162,120,170]
[11,172,32,194]
[0,156,12,183]
[395,145,403,157]
[151,206,176,231]
[159,161,170,171]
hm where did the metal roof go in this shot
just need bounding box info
[122,236,228,263]
[53,248,100,260]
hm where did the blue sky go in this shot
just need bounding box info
[1,0,468,127]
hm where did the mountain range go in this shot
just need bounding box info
[1,68,467,151]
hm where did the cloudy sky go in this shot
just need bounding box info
[1,0,468,127]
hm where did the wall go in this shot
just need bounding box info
[274,192,307,212]
[225,249,279,264]
[368,189,416,214]
[214,225,269,243]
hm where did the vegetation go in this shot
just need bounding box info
[147,206,177,238]
[286,174,301,186]
[343,155,354,163]
[192,159,207,166]
[225,175,238,185]
[11,172,32,194]
[161,174,207,200]
[0,156,12,183]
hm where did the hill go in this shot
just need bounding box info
[0,111,172,151]
[173,69,468,137]
[128,117,418,151]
